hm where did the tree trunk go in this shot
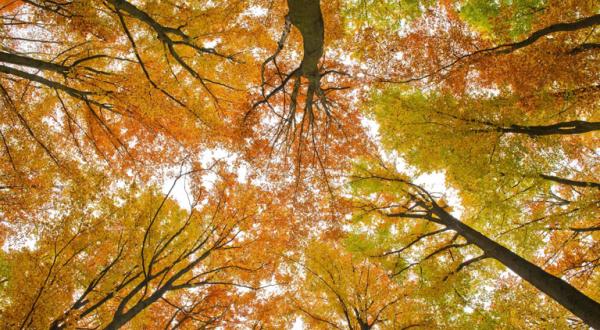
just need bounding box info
[499,120,600,136]
[498,14,600,53]
[286,0,324,81]
[429,205,600,328]
[569,43,600,54]
[0,51,69,74]
[540,174,600,189]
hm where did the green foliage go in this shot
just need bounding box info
[2,0,599,327]
[459,0,546,39]
[0,254,9,285]
[341,0,434,31]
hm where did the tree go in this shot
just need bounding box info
[349,161,600,328]
[0,167,279,329]
[351,0,599,94]
[0,0,263,225]
[288,241,430,329]
[1,0,599,328]
[367,87,599,207]
[354,3,600,325]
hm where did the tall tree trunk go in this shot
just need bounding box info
[497,14,600,53]
[428,205,600,328]
[498,120,600,136]
[0,51,69,74]
[540,174,600,189]
[286,0,324,81]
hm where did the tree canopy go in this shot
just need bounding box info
[0,0,599,329]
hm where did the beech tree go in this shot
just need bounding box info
[0,0,599,329]
[1,166,285,329]
[349,162,600,328]
[288,241,430,329]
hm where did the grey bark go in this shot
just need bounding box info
[427,205,600,329]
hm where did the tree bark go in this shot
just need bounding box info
[569,43,600,54]
[0,65,92,102]
[497,14,600,53]
[0,51,69,74]
[429,205,600,329]
[498,120,600,136]
[286,0,324,82]
[540,174,600,189]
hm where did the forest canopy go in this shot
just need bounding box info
[0,0,599,329]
